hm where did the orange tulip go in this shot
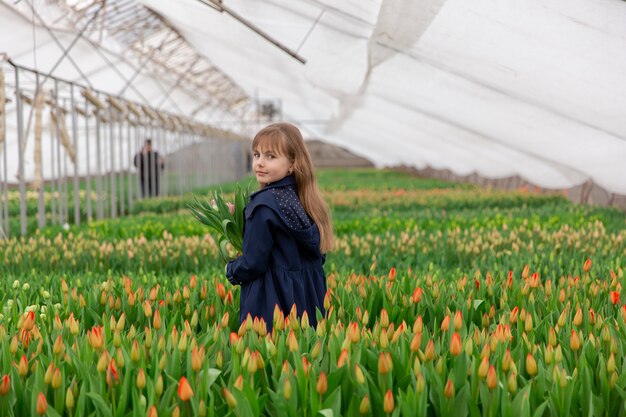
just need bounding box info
[486,365,497,390]
[106,360,119,386]
[570,330,581,351]
[412,287,423,304]
[17,355,28,376]
[316,372,328,395]
[444,379,455,398]
[478,357,489,379]
[610,291,620,306]
[0,374,10,396]
[388,267,396,281]
[583,258,592,273]
[380,309,389,328]
[153,309,162,330]
[378,352,390,375]
[423,339,435,362]
[526,353,537,377]
[177,376,194,401]
[23,311,36,331]
[440,315,450,332]
[348,322,360,343]
[337,349,349,368]
[137,369,146,390]
[383,390,395,413]
[216,283,226,300]
[450,333,462,356]
[410,333,422,353]
[36,392,48,415]
[222,387,237,408]
[88,325,104,350]
[453,311,463,331]
[147,405,158,417]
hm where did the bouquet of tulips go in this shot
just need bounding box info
[187,185,250,263]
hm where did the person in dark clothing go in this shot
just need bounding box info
[133,139,164,197]
[226,123,334,332]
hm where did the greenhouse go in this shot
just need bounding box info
[0,0,625,416]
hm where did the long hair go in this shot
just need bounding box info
[252,123,334,253]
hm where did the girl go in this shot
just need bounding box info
[226,123,334,331]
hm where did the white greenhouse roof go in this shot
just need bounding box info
[1,0,625,193]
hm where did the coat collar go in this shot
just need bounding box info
[249,175,296,199]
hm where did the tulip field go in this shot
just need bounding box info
[1,168,626,417]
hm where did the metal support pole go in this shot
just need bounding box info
[95,108,103,220]
[70,84,80,225]
[62,99,69,225]
[54,80,63,225]
[15,67,27,236]
[1,66,9,236]
[36,73,46,229]
[84,97,93,221]
[109,108,117,218]
[126,121,133,211]
[118,118,125,215]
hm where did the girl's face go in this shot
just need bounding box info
[252,146,293,185]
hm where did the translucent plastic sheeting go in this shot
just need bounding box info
[2,0,625,193]
[143,0,626,194]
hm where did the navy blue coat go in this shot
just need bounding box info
[226,175,326,330]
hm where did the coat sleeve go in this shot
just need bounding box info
[226,204,275,285]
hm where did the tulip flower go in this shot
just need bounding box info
[444,379,455,398]
[177,376,194,401]
[88,325,104,350]
[486,365,497,390]
[316,372,328,395]
[66,387,75,409]
[147,406,158,417]
[423,339,435,362]
[380,309,389,328]
[440,315,450,332]
[17,355,28,377]
[355,365,366,385]
[222,387,237,408]
[359,396,370,414]
[450,333,462,356]
[388,267,396,281]
[453,311,463,331]
[507,372,518,393]
[570,330,581,351]
[526,353,537,377]
[337,349,349,368]
[0,374,10,396]
[348,322,360,343]
[283,379,292,400]
[106,360,119,386]
[137,369,146,390]
[36,392,48,415]
[412,287,422,304]
[383,390,395,414]
[23,311,36,331]
[478,357,489,379]
[610,291,620,305]
[51,368,62,389]
[378,352,391,375]
[583,258,592,273]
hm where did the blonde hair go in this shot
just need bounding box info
[252,123,334,253]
